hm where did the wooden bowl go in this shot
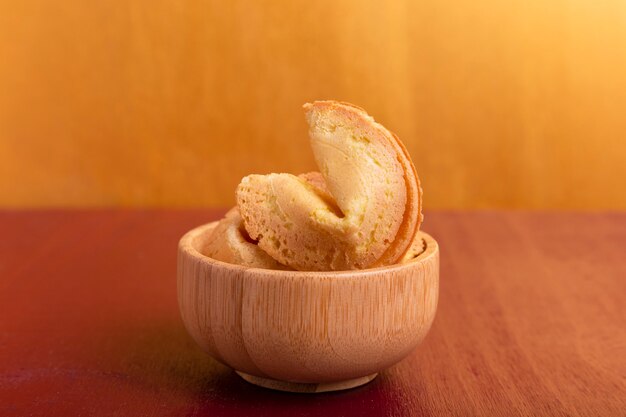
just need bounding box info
[177,222,439,393]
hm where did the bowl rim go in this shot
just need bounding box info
[179,221,438,277]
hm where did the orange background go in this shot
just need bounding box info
[1,0,625,209]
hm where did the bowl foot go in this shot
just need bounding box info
[236,371,378,393]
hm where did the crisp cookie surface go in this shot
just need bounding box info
[236,101,422,271]
[201,207,290,269]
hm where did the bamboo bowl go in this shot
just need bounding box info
[177,221,439,393]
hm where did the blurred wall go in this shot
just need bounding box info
[1,0,625,209]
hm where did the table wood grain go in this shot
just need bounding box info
[0,210,624,416]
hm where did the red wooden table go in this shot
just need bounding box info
[1,210,624,416]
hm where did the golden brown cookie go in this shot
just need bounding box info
[400,231,427,263]
[200,207,290,269]
[236,101,422,271]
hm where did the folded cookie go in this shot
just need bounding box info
[237,101,422,271]
[400,232,427,263]
[202,172,329,269]
[201,207,290,269]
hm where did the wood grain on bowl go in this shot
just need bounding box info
[177,222,439,391]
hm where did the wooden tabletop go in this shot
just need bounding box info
[1,210,624,416]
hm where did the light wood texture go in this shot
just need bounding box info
[236,371,378,394]
[1,210,625,415]
[177,222,439,388]
[2,1,626,209]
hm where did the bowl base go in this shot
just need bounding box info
[236,371,378,393]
